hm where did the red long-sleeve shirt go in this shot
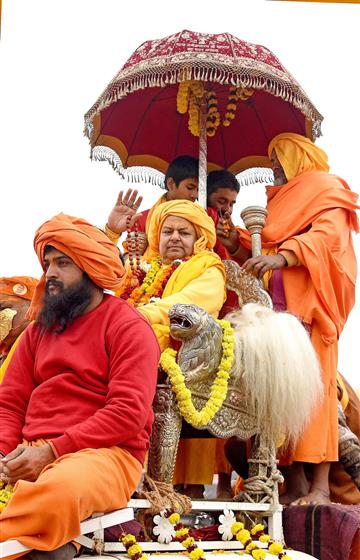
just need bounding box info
[0,294,160,464]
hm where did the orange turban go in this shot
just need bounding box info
[28,213,125,319]
[268,132,330,181]
[0,276,38,301]
[146,200,216,259]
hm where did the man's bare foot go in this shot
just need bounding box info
[280,491,305,505]
[290,488,331,506]
[279,463,310,505]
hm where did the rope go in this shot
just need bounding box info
[137,474,192,515]
[233,460,284,505]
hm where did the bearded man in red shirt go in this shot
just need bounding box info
[0,213,160,559]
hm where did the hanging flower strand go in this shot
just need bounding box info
[160,319,235,428]
[206,90,221,137]
[223,86,254,127]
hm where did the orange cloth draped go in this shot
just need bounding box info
[28,213,125,320]
[238,171,359,463]
[0,445,141,557]
[268,132,329,180]
[0,277,38,302]
[173,438,232,486]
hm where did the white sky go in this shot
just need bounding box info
[1,0,359,387]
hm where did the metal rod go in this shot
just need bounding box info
[198,96,208,209]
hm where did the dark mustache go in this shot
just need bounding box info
[46,280,64,290]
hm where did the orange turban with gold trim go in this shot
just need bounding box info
[268,132,329,181]
[0,276,38,301]
[28,213,125,319]
[145,200,216,259]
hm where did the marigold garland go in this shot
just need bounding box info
[0,481,13,513]
[160,319,235,428]
[120,512,291,560]
[177,81,254,137]
[231,522,291,560]
[120,533,149,560]
[223,86,254,127]
[118,257,188,307]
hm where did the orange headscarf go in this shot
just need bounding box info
[28,213,125,319]
[268,132,329,181]
[0,276,38,301]
[146,200,216,259]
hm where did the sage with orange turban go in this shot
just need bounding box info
[268,132,329,180]
[118,199,225,351]
[145,199,217,258]
[237,134,359,491]
[28,213,125,320]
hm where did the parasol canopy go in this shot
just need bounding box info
[85,29,322,183]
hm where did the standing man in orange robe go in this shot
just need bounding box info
[239,132,359,505]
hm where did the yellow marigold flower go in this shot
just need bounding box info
[128,544,143,556]
[176,528,189,538]
[245,542,256,552]
[251,524,265,536]
[182,537,195,548]
[121,534,137,545]
[236,529,251,544]
[251,550,266,560]
[259,534,270,543]
[169,512,180,525]
[231,521,244,535]
[269,542,283,554]
[189,548,205,560]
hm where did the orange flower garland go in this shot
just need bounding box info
[177,81,254,137]
[118,258,189,306]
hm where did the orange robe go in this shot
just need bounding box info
[0,445,141,558]
[238,171,359,463]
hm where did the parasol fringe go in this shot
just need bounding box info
[90,145,274,189]
[90,146,165,188]
[85,58,323,139]
[237,167,274,187]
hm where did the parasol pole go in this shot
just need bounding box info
[240,206,268,257]
[198,96,208,209]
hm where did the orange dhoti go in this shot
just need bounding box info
[173,439,232,485]
[291,327,339,463]
[0,446,142,557]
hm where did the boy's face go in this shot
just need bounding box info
[208,187,238,215]
[167,177,198,202]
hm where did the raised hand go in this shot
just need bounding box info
[107,189,143,235]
